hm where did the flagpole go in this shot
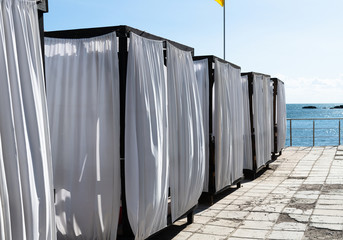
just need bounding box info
[223,1,226,60]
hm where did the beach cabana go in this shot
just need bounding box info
[193,56,244,203]
[241,72,274,179]
[44,26,205,240]
[271,78,287,157]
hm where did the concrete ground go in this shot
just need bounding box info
[150,146,343,240]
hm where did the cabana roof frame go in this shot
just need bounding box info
[193,55,241,70]
[45,25,194,54]
[241,72,271,78]
[271,77,285,85]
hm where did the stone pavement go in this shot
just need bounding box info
[150,146,343,240]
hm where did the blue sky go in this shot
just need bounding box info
[44,0,343,103]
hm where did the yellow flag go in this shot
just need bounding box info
[214,0,224,7]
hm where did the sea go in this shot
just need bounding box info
[286,104,343,147]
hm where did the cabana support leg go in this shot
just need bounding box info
[187,211,194,224]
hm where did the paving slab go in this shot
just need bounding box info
[231,229,269,239]
[216,210,249,220]
[240,220,274,230]
[273,222,307,231]
[197,225,235,236]
[268,230,304,240]
[310,223,343,231]
[187,233,227,240]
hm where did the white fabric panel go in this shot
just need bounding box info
[167,43,205,222]
[212,82,216,144]
[213,60,232,191]
[0,136,11,240]
[270,80,275,153]
[265,77,273,159]
[0,0,56,239]
[241,76,253,170]
[214,61,244,191]
[228,65,244,183]
[45,33,120,239]
[277,82,287,152]
[125,33,168,239]
[193,59,209,192]
[252,75,264,169]
[252,75,273,170]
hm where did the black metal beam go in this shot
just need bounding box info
[37,0,48,87]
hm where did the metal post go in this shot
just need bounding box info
[290,120,292,146]
[223,1,226,60]
[339,120,341,145]
[313,120,315,146]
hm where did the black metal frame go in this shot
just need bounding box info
[271,78,285,159]
[241,72,273,179]
[193,56,242,204]
[45,26,195,239]
[37,0,48,78]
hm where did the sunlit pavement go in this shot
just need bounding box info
[150,146,343,240]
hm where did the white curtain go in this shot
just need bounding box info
[277,81,287,152]
[269,79,275,154]
[252,75,273,170]
[125,33,168,240]
[241,76,253,170]
[214,60,244,192]
[252,75,264,169]
[45,32,120,239]
[265,77,273,160]
[0,136,11,240]
[193,59,209,192]
[0,0,56,239]
[228,65,244,183]
[167,43,205,222]
[213,60,232,191]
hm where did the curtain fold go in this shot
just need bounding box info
[214,60,232,191]
[193,59,209,192]
[0,0,56,239]
[268,79,274,156]
[45,32,120,240]
[241,76,253,170]
[277,82,287,152]
[252,75,264,169]
[252,75,273,169]
[167,43,205,222]
[125,33,169,240]
[213,61,244,191]
[0,135,11,240]
[228,65,244,183]
[265,77,273,161]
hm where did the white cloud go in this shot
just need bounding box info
[274,74,343,104]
